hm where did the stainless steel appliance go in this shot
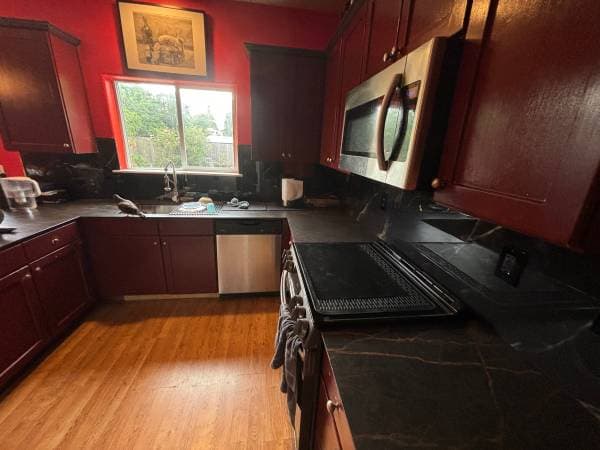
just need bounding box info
[339,37,447,189]
[278,240,461,449]
[216,219,282,294]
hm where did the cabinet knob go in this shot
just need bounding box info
[34,266,42,272]
[51,237,60,245]
[326,400,340,415]
[23,274,32,280]
[389,45,398,59]
[287,153,292,158]
[431,178,447,190]
[63,143,70,148]
[153,241,158,246]
[162,241,167,246]
[281,152,286,158]
[382,51,390,63]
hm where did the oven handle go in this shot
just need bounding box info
[280,269,289,307]
[375,73,403,171]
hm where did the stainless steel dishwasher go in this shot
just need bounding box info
[216,219,282,294]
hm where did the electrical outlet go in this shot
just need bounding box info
[495,246,528,286]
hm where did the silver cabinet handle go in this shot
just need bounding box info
[281,152,286,158]
[153,241,158,246]
[162,241,167,246]
[34,266,42,272]
[326,400,340,415]
[51,237,60,245]
[23,274,32,280]
[63,143,70,148]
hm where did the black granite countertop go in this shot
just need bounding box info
[1,199,599,447]
[323,319,600,449]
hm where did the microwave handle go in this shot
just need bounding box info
[375,73,403,171]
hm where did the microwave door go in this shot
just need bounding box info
[375,73,407,171]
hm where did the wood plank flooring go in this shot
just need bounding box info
[0,297,294,449]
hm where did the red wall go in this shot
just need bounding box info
[0,0,337,175]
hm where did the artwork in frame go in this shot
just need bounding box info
[117,1,207,77]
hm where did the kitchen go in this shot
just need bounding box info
[0,0,599,449]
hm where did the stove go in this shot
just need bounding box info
[278,240,462,450]
[292,241,461,325]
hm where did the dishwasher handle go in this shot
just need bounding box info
[215,219,283,235]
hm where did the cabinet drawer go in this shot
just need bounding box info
[81,217,159,236]
[23,222,79,261]
[0,245,27,278]
[158,219,214,236]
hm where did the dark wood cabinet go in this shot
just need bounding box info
[85,234,167,298]
[248,44,325,163]
[30,242,91,333]
[364,0,404,78]
[399,0,469,55]
[0,18,96,154]
[82,218,218,298]
[339,3,371,98]
[161,236,217,294]
[314,351,355,450]
[0,267,47,388]
[320,40,344,168]
[434,0,600,251]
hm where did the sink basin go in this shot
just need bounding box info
[139,204,178,215]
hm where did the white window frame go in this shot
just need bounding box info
[108,76,239,175]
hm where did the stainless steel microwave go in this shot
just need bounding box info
[339,38,447,189]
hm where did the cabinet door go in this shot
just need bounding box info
[50,35,96,154]
[290,54,325,163]
[340,3,371,98]
[30,242,91,333]
[249,50,294,162]
[0,267,47,388]
[314,380,342,450]
[365,0,404,78]
[161,236,217,294]
[0,28,70,152]
[435,0,600,249]
[85,234,167,298]
[320,40,343,168]
[399,0,469,54]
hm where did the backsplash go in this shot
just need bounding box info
[21,138,347,203]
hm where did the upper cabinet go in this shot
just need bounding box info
[247,44,325,163]
[434,0,600,251]
[320,40,343,168]
[0,18,96,154]
[364,0,470,79]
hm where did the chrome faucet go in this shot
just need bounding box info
[163,161,179,203]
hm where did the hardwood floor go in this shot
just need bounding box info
[0,297,294,449]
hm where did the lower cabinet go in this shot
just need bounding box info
[82,218,217,298]
[86,234,168,298]
[161,236,217,294]
[0,267,47,387]
[0,224,92,390]
[30,242,91,333]
[314,352,355,450]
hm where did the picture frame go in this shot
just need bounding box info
[116,1,208,77]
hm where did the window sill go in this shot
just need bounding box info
[112,169,242,177]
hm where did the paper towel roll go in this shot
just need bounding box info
[282,178,303,206]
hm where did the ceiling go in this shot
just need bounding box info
[233,0,347,14]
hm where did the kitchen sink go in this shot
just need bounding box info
[140,204,178,215]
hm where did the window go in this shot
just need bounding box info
[114,80,235,173]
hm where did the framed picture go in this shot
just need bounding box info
[117,1,207,77]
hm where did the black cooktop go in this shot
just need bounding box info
[294,242,460,323]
